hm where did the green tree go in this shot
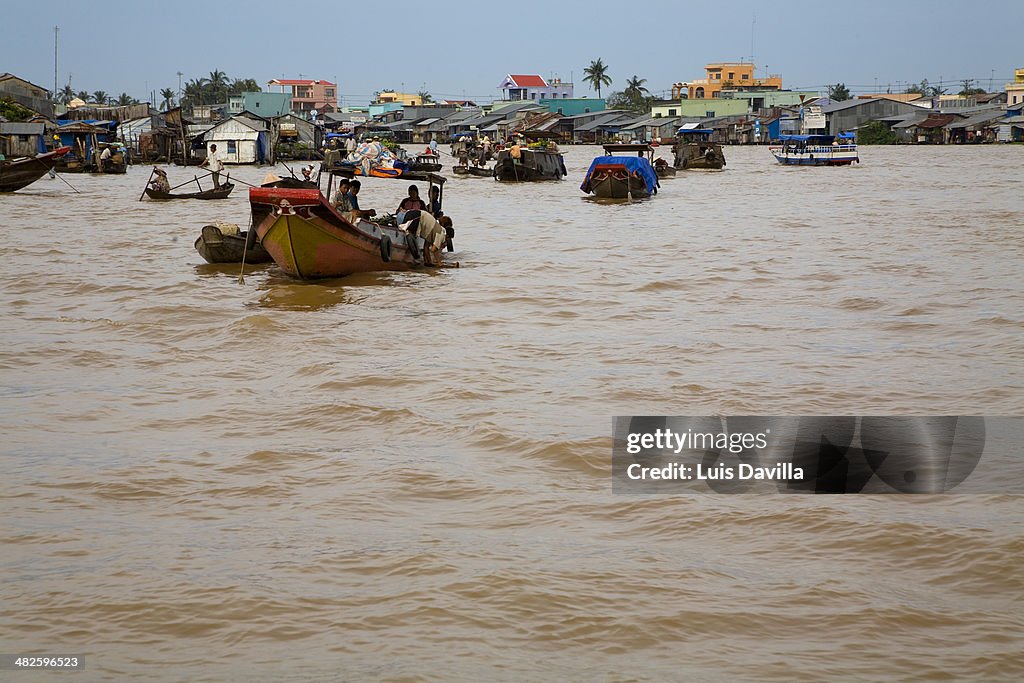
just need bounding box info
[827,83,851,101]
[160,88,176,110]
[0,97,36,122]
[92,91,109,105]
[959,79,986,96]
[75,90,90,102]
[58,85,75,105]
[857,120,898,144]
[904,79,927,95]
[207,70,229,103]
[583,58,612,99]
[418,90,434,104]
[116,92,137,106]
[229,78,261,95]
[624,75,650,108]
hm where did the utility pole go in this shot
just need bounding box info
[177,71,183,106]
[53,26,59,101]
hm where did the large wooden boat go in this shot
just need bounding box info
[145,182,234,200]
[492,131,566,182]
[0,146,70,192]
[580,144,659,199]
[672,128,726,170]
[769,134,859,166]
[249,186,448,280]
[194,224,272,264]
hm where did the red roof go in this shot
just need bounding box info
[508,74,546,88]
[268,79,336,86]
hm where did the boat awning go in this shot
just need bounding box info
[581,155,659,195]
[778,134,835,142]
[676,127,713,134]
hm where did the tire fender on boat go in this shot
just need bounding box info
[379,234,392,262]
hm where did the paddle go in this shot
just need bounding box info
[33,156,81,193]
[138,168,155,201]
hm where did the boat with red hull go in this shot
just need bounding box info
[249,187,434,279]
[0,147,71,192]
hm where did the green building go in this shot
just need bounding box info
[539,97,605,116]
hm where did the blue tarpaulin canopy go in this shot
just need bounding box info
[779,134,836,142]
[581,155,659,194]
[676,128,713,135]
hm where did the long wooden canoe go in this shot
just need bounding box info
[0,147,71,192]
[145,182,234,200]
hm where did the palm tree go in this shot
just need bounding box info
[184,78,208,105]
[116,92,136,106]
[75,90,90,102]
[624,75,649,106]
[160,88,176,110]
[208,70,229,103]
[418,90,434,104]
[92,91,109,105]
[583,58,612,99]
[59,85,75,105]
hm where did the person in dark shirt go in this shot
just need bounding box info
[346,180,375,219]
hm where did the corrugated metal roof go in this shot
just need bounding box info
[946,110,1008,129]
[416,117,441,126]
[0,122,44,135]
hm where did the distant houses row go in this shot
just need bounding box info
[4,68,1024,162]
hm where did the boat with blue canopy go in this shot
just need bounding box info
[769,133,859,166]
[580,143,659,199]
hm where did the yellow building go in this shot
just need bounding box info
[671,63,783,100]
[374,91,423,106]
[1007,68,1024,107]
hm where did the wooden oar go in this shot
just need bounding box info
[32,156,81,193]
[138,167,155,201]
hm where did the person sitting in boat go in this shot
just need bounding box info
[396,184,428,219]
[331,177,352,211]
[345,180,376,220]
[149,168,170,193]
[399,210,453,266]
[427,185,442,218]
[510,140,522,163]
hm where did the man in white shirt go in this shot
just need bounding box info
[201,143,225,187]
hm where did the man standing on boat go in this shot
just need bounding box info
[201,144,225,188]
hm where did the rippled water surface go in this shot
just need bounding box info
[2,145,1022,681]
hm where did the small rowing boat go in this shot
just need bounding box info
[144,182,234,200]
[194,223,272,264]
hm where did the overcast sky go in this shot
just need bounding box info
[3,0,1021,105]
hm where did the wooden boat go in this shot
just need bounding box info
[249,187,446,279]
[405,152,442,173]
[769,134,859,166]
[0,146,70,192]
[654,159,677,179]
[194,223,272,264]
[580,143,659,199]
[672,128,726,170]
[493,131,566,182]
[452,165,493,177]
[145,182,234,200]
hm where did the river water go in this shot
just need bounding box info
[2,145,1022,681]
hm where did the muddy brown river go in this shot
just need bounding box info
[2,144,1022,681]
